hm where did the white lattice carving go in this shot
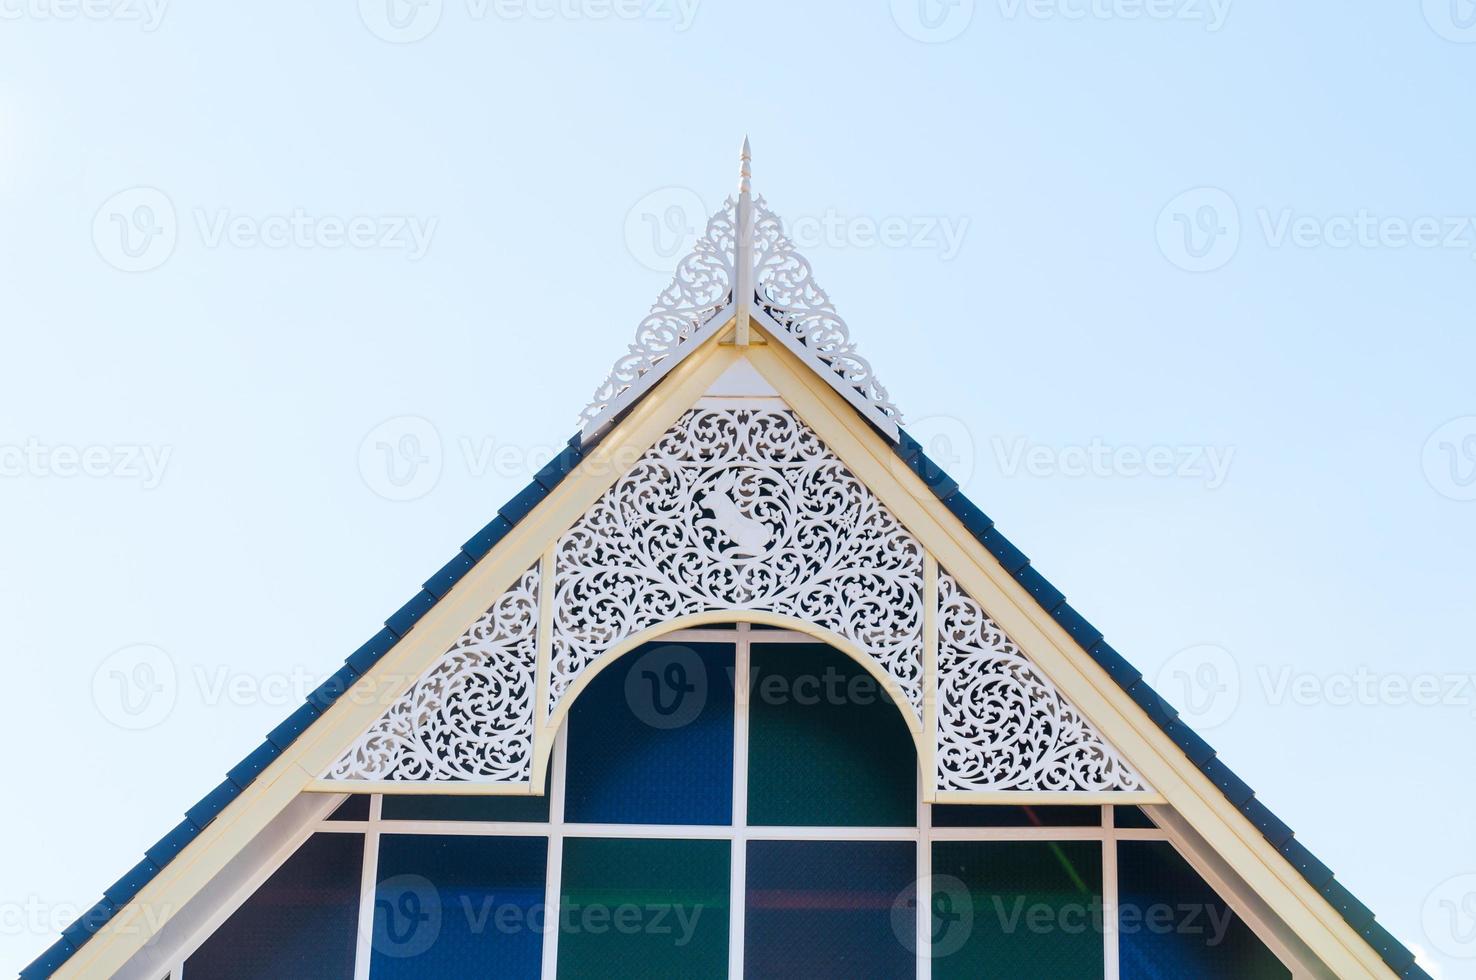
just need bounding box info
[580,197,901,428]
[551,407,925,718]
[580,200,737,428]
[936,569,1146,792]
[325,564,540,783]
[752,197,901,421]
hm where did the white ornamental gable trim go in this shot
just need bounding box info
[551,407,925,719]
[324,406,1147,793]
[326,563,541,782]
[936,568,1147,792]
[579,196,901,438]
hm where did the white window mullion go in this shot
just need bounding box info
[540,728,569,980]
[351,794,383,980]
[1103,804,1120,980]
[729,626,751,980]
[916,780,932,980]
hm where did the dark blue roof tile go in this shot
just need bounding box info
[103,857,160,907]
[1201,757,1255,807]
[1240,798,1294,847]
[894,430,924,462]
[1361,919,1417,970]
[1161,719,1215,766]
[1125,679,1178,728]
[1014,565,1065,612]
[186,779,244,829]
[308,663,362,712]
[144,819,203,867]
[1320,879,1375,930]
[226,740,283,789]
[462,515,513,560]
[1279,838,1335,888]
[1086,640,1142,687]
[422,552,475,599]
[59,898,116,950]
[975,527,1030,574]
[1400,959,1435,979]
[266,701,321,750]
[942,492,994,537]
[345,628,398,675]
[534,443,583,490]
[19,937,75,979]
[1051,602,1102,648]
[385,589,437,637]
[498,480,548,524]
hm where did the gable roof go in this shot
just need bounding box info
[24,156,1431,980]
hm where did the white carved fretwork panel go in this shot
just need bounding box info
[551,407,926,720]
[936,568,1146,793]
[325,563,540,783]
[580,197,900,430]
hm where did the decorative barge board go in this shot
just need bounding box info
[27,145,1427,980]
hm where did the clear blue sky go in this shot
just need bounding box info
[2,2,1474,976]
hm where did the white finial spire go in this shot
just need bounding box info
[735,136,754,346]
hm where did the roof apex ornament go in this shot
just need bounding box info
[579,149,903,439]
[735,136,754,347]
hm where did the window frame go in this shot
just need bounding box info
[155,625,1300,980]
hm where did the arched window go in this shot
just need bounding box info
[177,626,1290,979]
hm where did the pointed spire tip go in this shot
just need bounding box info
[739,136,752,195]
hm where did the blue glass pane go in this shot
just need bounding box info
[326,795,370,821]
[369,834,547,979]
[564,642,734,825]
[745,840,916,978]
[1118,842,1289,980]
[1114,806,1156,829]
[381,784,550,822]
[185,833,361,979]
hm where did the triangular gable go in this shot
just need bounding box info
[28,155,1428,980]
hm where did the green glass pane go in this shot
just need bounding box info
[557,837,729,979]
[932,840,1105,980]
[747,643,916,827]
[1118,841,1289,980]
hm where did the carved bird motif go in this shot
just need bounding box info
[695,471,773,558]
